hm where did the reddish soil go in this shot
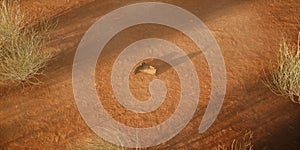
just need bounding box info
[1,0,300,149]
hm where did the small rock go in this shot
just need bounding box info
[134,62,157,75]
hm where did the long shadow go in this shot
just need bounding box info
[255,116,300,150]
[147,51,202,75]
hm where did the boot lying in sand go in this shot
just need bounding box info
[134,62,157,75]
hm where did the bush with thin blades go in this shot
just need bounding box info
[215,131,254,150]
[0,1,24,44]
[264,32,300,104]
[0,0,52,85]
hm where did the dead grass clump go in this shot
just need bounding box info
[264,32,300,104]
[0,0,52,85]
[215,131,254,150]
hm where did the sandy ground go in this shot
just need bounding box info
[1,0,300,149]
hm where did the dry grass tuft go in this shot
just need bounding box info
[215,131,254,150]
[0,0,52,85]
[264,32,300,104]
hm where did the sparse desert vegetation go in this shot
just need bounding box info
[215,131,254,150]
[264,32,300,104]
[0,0,299,149]
[0,0,52,85]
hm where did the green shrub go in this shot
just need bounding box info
[264,32,300,104]
[0,0,52,85]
